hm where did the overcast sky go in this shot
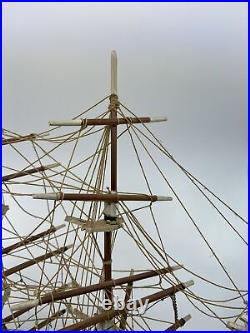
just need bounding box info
[2,2,248,331]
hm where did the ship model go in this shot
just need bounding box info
[2,51,248,331]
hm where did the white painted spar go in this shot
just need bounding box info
[54,223,66,231]
[44,162,60,169]
[49,120,83,126]
[111,50,117,95]
[183,314,192,322]
[49,117,166,126]
[170,264,183,271]
[32,193,60,200]
[2,204,9,216]
[11,298,39,312]
[239,313,248,324]
[156,196,173,201]
[33,193,173,202]
[183,280,194,288]
[227,322,246,331]
[150,117,167,122]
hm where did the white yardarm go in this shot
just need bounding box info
[101,296,149,315]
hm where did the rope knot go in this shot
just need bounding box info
[109,94,120,111]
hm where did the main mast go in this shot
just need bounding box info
[9,52,195,331]
[104,50,118,302]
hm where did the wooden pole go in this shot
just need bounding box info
[2,163,59,182]
[104,50,118,302]
[2,224,65,255]
[165,315,191,330]
[48,117,167,127]
[3,244,72,277]
[59,281,193,331]
[4,283,74,323]
[29,309,66,331]
[33,193,172,202]
[2,307,33,324]
[2,134,37,146]
[11,265,183,311]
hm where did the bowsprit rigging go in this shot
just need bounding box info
[2,51,247,331]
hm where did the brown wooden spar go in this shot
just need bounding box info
[3,244,72,277]
[2,307,34,324]
[29,309,66,331]
[2,224,65,255]
[2,163,59,182]
[2,133,37,145]
[104,51,119,303]
[33,192,172,202]
[165,315,191,330]
[3,283,75,324]
[59,280,194,331]
[49,116,167,127]
[11,265,182,311]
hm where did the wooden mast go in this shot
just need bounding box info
[104,50,118,302]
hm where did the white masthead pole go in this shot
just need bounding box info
[111,50,117,95]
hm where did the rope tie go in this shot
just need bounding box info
[108,94,120,111]
[80,118,88,129]
[38,293,43,306]
[170,294,179,322]
[50,291,55,305]
[59,192,64,201]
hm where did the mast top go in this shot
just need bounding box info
[111,50,117,95]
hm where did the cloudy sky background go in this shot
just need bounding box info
[2,2,248,331]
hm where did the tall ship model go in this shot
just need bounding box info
[2,51,248,331]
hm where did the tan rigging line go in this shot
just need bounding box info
[121,211,230,326]
[4,303,46,330]
[114,107,246,316]
[3,202,61,259]
[37,95,110,136]
[119,202,246,316]
[121,202,248,316]
[15,303,51,330]
[30,145,66,298]
[117,107,180,324]
[128,210,247,318]
[123,118,246,303]
[3,182,49,221]
[38,125,105,144]
[58,127,108,270]
[47,126,110,327]
[2,221,63,308]
[3,221,84,310]
[120,199,246,294]
[53,126,112,296]
[17,189,242,308]
[24,119,133,212]
[120,102,247,226]
[131,126,247,245]
[119,205,181,294]
[3,184,62,238]
[2,179,84,192]
[69,126,110,323]
[3,105,246,326]
[2,164,85,191]
[81,126,110,319]
[5,117,108,193]
[29,120,132,195]
[117,107,247,245]
[117,108,173,265]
